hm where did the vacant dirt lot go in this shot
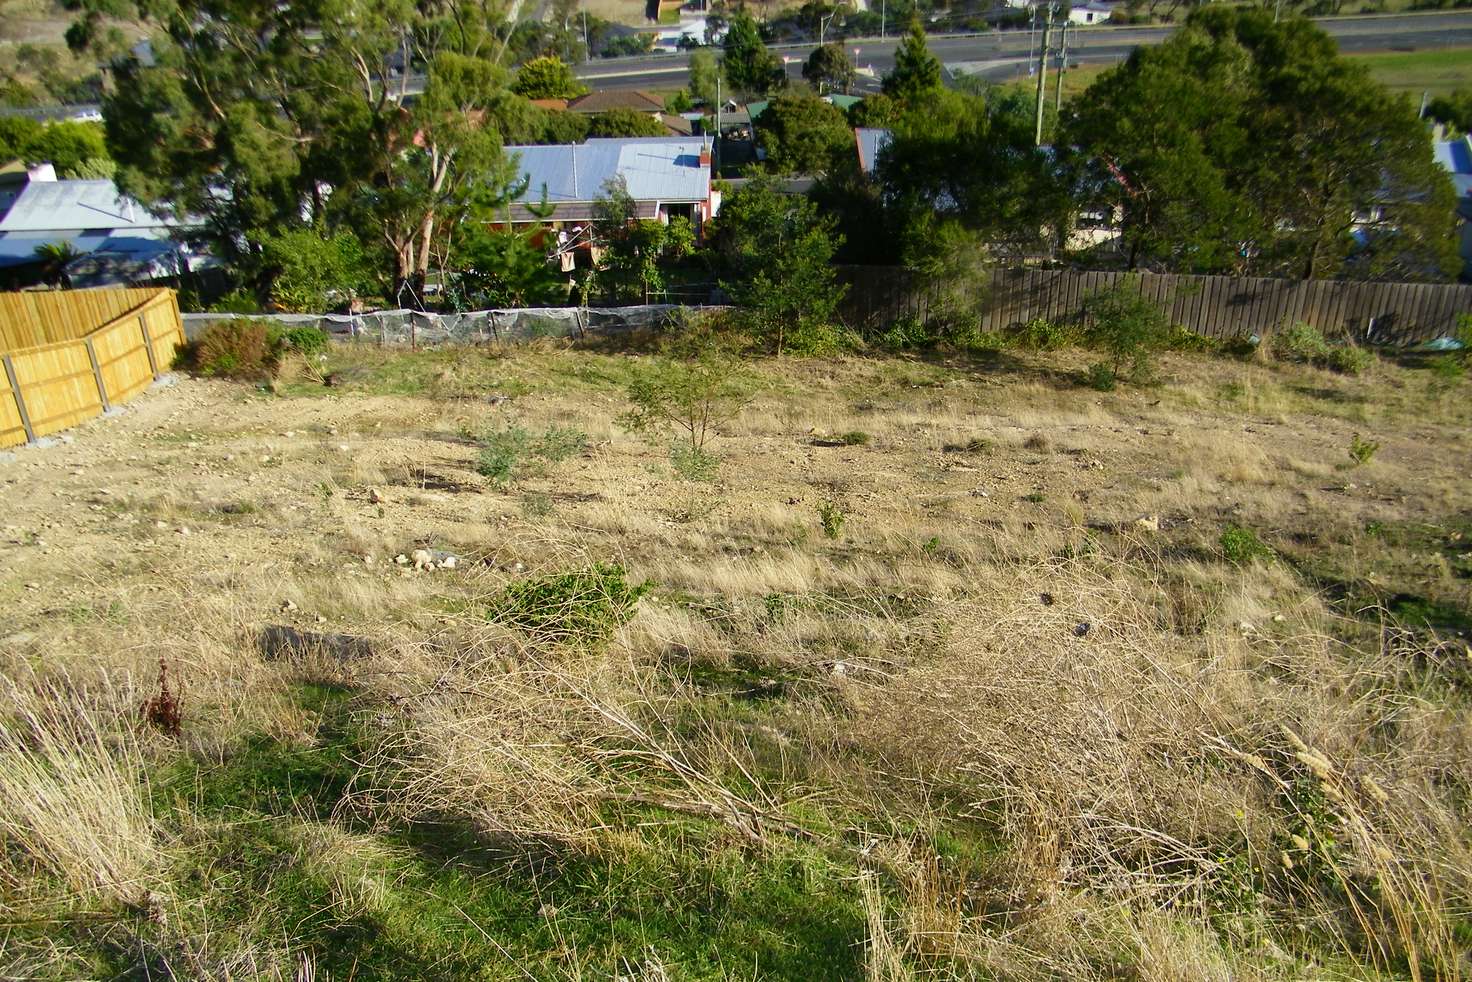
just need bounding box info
[2,340,1469,979]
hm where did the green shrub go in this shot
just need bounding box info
[176,320,280,380]
[275,326,331,355]
[838,430,870,446]
[1082,277,1172,379]
[818,501,845,540]
[1015,316,1078,351]
[486,563,649,647]
[1325,345,1373,376]
[621,355,758,452]
[475,427,529,484]
[1347,432,1379,467]
[1165,326,1220,352]
[1274,322,1332,363]
[474,425,587,485]
[1220,525,1272,565]
[1274,322,1373,375]
[878,316,931,351]
[258,228,367,313]
[533,426,589,463]
[1085,362,1117,391]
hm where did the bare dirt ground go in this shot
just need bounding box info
[2,340,1469,979]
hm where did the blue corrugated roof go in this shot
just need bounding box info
[0,180,180,235]
[505,138,711,206]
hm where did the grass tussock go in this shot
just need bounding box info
[0,679,161,910]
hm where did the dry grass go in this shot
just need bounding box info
[0,676,161,910]
[0,341,1469,977]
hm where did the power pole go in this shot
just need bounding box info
[881,0,886,39]
[1033,4,1052,147]
[1054,19,1067,116]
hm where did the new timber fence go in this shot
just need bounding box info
[0,288,184,449]
[837,267,1472,346]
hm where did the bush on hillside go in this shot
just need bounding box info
[175,320,281,380]
[1082,276,1173,381]
[1272,322,1375,375]
[175,321,332,380]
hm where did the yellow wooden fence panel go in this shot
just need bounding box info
[10,342,103,437]
[0,362,24,448]
[0,288,159,350]
[92,315,154,404]
[0,288,181,447]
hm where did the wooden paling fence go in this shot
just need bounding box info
[837,267,1472,346]
[0,288,183,449]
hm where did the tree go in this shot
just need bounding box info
[532,106,592,144]
[19,120,110,178]
[880,89,1069,268]
[710,176,847,354]
[511,55,588,100]
[802,43,855,96]
[722,12,783,101]
[1427,88,1472,136]
[0,117,43,161]
[256,228,368,312]
[451,225,567,309]
[347,52,526,306]
[689,49,721,106]
[757,92,852,176]
[67,0,523,302]
[882,18,941,103]
[588,108,668,138]
[592,177,692,303]
[1063,8,1457,280]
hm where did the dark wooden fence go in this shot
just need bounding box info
[837,267,1472,346]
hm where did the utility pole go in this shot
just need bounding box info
[715,75,722,173]
[881,0,887,40]
[1033,3,1052,147]
[1054,19,1067,116]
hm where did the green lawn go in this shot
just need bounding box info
[1354,45,1472,96]
[999,44,1472,104]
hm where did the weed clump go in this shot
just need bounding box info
[1085,361,1117,391]
[1272,322,1375,375]
[473,424,587,485]
[487,563,649,647]
[1347,432,1380,467]
[818,501,845,540]
[1220,524,1273,564]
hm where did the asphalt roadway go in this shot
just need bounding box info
[569,10,1472,91]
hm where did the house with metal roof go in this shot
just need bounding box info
[502,137,718,226]
[0,177,211,287]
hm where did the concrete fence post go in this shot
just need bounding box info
[2,354,35,444]
[83,337,111,412]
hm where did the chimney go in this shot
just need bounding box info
[699,141,712,168]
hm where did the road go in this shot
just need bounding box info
[570,10,1472,90]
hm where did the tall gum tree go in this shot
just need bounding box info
[66,0,525,301]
